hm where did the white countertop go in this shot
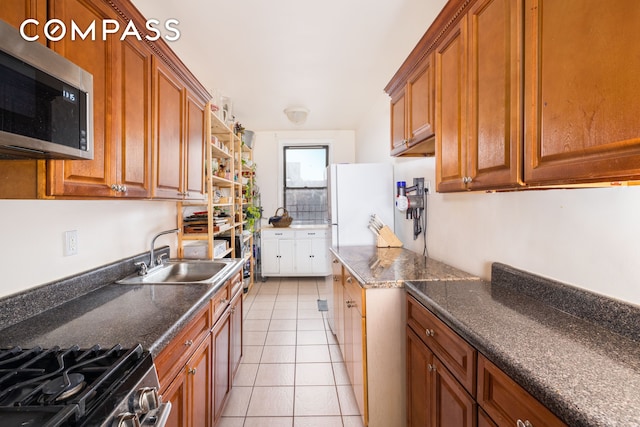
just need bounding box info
[260,221,329,230]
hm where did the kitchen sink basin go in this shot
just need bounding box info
[116,259,237,284]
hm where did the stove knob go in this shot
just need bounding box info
[113,412,141,427]
[133,387,160,414]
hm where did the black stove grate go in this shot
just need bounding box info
[0,344,151,427]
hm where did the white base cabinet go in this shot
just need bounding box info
[261,228,330,277]
[261,235,296,276]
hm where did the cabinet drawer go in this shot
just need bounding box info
[478,354,567,427]
[262,229,295,239]
[479,407,498,427]
[407,295,476,395]
[155,303,211,387]
[344,273,364,317]
[294,229,328,239]
[229,271,243,299]
[211,282,230,324]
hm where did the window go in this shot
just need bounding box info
[283,145,329,224]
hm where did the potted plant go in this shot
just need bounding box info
[245,205,262,232]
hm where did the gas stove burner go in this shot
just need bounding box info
[42,373,85,401]
[0,344,169,427]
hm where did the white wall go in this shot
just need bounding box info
[356,93,640,306]
[0,129,353,299]
[0,200,177,298]
[253,130,356,217]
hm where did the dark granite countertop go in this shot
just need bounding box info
[330,245,640,426]
[0,283,214,357]
[0,250,244,358]
[406,265,640,427]
[330,245,478,288]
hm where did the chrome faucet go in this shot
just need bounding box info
[138,228,179,275]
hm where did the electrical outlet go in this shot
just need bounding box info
[64,230,78,256]
[425,180,432,194]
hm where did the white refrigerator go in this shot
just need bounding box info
[324,162,395,332]
[328,162,395,247]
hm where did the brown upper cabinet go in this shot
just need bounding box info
[387,53,436,156]
[151,59,206,200]
[1,0,46,41]
[185,93,207,200]
[523,0,640,186]
[0,0,209,199]
[392,0,640,191]
[434,16,468,192]
[44,0,154,198]
[436,0,523,192]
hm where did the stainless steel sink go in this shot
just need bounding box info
[116,259,237,284]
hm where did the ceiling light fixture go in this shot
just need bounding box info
[284,107,309,125]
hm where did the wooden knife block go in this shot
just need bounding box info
[376,225,403,248]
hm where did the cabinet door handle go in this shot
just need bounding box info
[188,368,197,375]
[425,329,435,337]
[346,277,352,283]
[332,259,339,264]
[427,364,436,372]
[184,340,193,346]
[517,421,533,427]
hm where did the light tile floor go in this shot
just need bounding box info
[218,277,365,427]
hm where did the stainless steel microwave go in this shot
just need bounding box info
[0,19,93,160]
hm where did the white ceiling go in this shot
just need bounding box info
[131,0,447,132]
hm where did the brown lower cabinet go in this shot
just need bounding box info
[478,408,497,427]
[345,276,366,423]
[477,355,566,427]
[331,255,406,426]
[162,364,188,427]
[229,285,243,380]
[407,294,566,427]
[163,336,212,427]
[333,264,367,425]
[212,308,231,424]
[407,326,476,427]
[157,271,243,427]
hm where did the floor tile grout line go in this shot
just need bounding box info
[230,277,362,424]
[291,278,299,418]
